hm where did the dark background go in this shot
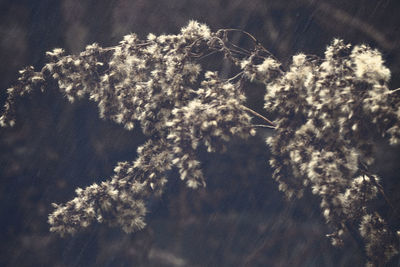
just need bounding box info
[0,0,400,266]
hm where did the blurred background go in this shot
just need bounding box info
[0,0,400,266]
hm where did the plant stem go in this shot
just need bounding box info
[241,105,276,127]
[252,124,276,129]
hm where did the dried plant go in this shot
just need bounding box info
[1,21,399,266]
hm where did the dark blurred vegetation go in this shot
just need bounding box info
[0,0,400,266]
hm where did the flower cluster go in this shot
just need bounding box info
[359,212,398,266]
[1,21,254,236]
[1,22,399,266]
[251,39,400,266]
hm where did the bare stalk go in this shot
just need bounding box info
[241,105,276,128]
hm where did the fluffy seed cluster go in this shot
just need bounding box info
[359,212,398,266]
[1,22,399,266]
[1,21,254,236]
[252,39,400,266]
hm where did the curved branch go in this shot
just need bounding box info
[241,105,276,128]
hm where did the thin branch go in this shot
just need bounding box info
[368,174,397,213]
[197,50,219,60]
[221,28,259,45]
[219,28,280,61]
[226,71,244,82]
[387,88,400,94]
[360,169,400,219]
[228,41,252,55]
[251,124,276,129]
[241,105,276,127]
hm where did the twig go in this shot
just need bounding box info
[387,88,400,94]
[221,28,259,45]
[226,71,244,82]
[241,105,276,127]
[360,169,400,219]
[251,124,276,129]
